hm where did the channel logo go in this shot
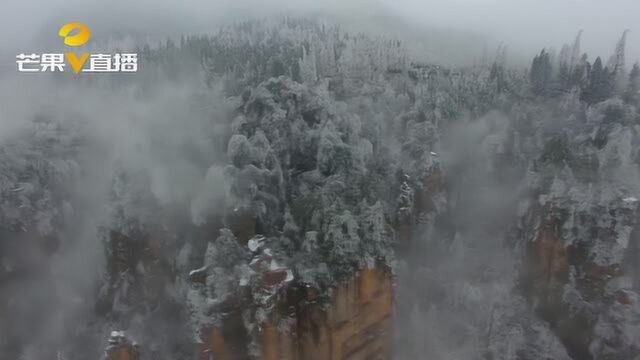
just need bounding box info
[16,22,138,74]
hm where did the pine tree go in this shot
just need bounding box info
[530,49,553,96]
[558,61,571,91]
[583,57,613,104]
[608,30,629,93]
[298,43,318,84]
[624,62,640,106]
[570,30,583,67]
[571,53,590,89]
[558,44,571,69]
[489,62,506,93]
[608,30,628,73]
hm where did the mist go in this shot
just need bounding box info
[384,0,640,62]
[1,1,640,359]
[2,0,638,65]
[0,58,230,357]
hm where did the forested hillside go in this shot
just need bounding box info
[1,17,639,360]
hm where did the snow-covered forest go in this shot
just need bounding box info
[1,15,640,360]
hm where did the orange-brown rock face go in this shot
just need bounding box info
[532,216,569,294]
[517,197,640,359]
[105,332,141,360]
[106,348,140,360]
[522,208,572,324]
[200,268,393,360]
[298,268,393,360]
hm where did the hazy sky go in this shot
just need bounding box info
[382,0,640,63]
[1,0,638,65]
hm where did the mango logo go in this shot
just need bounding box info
[58,22,91,47]
[58,22,91,73]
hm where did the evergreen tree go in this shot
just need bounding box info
[489,62,506,93]
[530,49,553,96]
[571,53,590,89]
[570,30,583,67]
[558,62,571,91]
[624,62,640,106]
[558,44,571,67]
[608,30,629,93]
[582,57,613,104]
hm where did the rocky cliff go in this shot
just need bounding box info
[1,18,639,360]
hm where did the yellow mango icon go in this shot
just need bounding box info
[58,22,91,47]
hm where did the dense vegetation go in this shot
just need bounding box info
[1,17,639,360]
